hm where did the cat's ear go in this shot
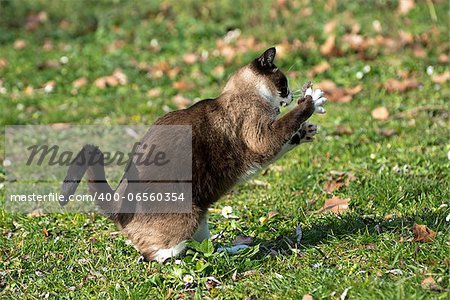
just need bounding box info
[257,47,276,70]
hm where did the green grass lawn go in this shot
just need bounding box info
[1,0,449,299]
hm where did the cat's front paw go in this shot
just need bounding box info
[289,122,317,145]
[305,87,327,114]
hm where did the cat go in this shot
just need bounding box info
[60,47,326,262]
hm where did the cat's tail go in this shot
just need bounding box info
[60,144,118,218]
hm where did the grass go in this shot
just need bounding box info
[1,0,449,299]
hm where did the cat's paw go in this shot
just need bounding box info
[289,122,317,145]
[305,87,327,114]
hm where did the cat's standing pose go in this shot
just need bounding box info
[61,47,326,262]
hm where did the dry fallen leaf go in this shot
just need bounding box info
[267,211,280,219]
[318,196,350,214]
[378,128,397,137]
[307,61,330,78]
[14,39,27,50]
[334,125,353,136]
[323,171,356,193]
[398,0,415,15]
[183,53,197,64]
[371,107,390,120]
[431,71,450,84]
[413,223,436,243]
[438,54,449,63]
[147,87,161,97]
[172,80,194,91]
[315,80,362,103]
[320,34,337,56]
[421,276,441,291]
[72,77,88,89]
[384,78,419,92]
[172,94,192,109]
[324,20,337,34]
[0,58,8,69]
[302,294,314,300]
[94,69,127,89]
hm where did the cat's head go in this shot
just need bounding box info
[223,47,293,108]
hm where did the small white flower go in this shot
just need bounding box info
[0,87,6,94]
[183,274,194,284]
[59,56,69,64]
[446,212,450,222]
[44,83,54,93]
[0,183,4,190]
[363,65,371,73]
[150,39,159,48]
[221,206,233,218]
[356,71,364,79]
[426,66,434,75]
[3,159,11,167]
[16,103,24,110]
[370,153,376,159]
[174,259,182,265]
[115,283,120,289]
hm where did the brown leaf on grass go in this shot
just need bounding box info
[0,58,7,69]
[112,69,127,85]
[412,45,426,58]
[371,107,390,120]
[324,20,337,34]
[431,71,450,84]
[315,80,362,103]
[398,0,415,15]
[183,53,197,64]
[37,60,60,70]
[342,33,367,51]
[172,80,194,91]
[413,224,436,243]
[383,78,419,92]
[94,69,127,89]
[302,294,314,300]
[267,211,280,219]
[378,128,397,137]
[212,65,225,78]
[421,276,442,291]
[172,94,192,109]
[42,227,49,237]
[334,125,353,135]
[320,35,337,56]
[14,39,27,50]
[438,54,449,63]
[318,196,350,214]
[323,171,356,193]
[307,61,330,78]
[26,11,48,31]
[147,88,161,97]
[73,77,88,89]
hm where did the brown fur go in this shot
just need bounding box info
[61,48,316,261]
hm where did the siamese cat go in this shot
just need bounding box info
[61,47,326,262]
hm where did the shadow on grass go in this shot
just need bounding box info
[250,210,445,257]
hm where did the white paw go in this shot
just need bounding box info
[305,87,327,114]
